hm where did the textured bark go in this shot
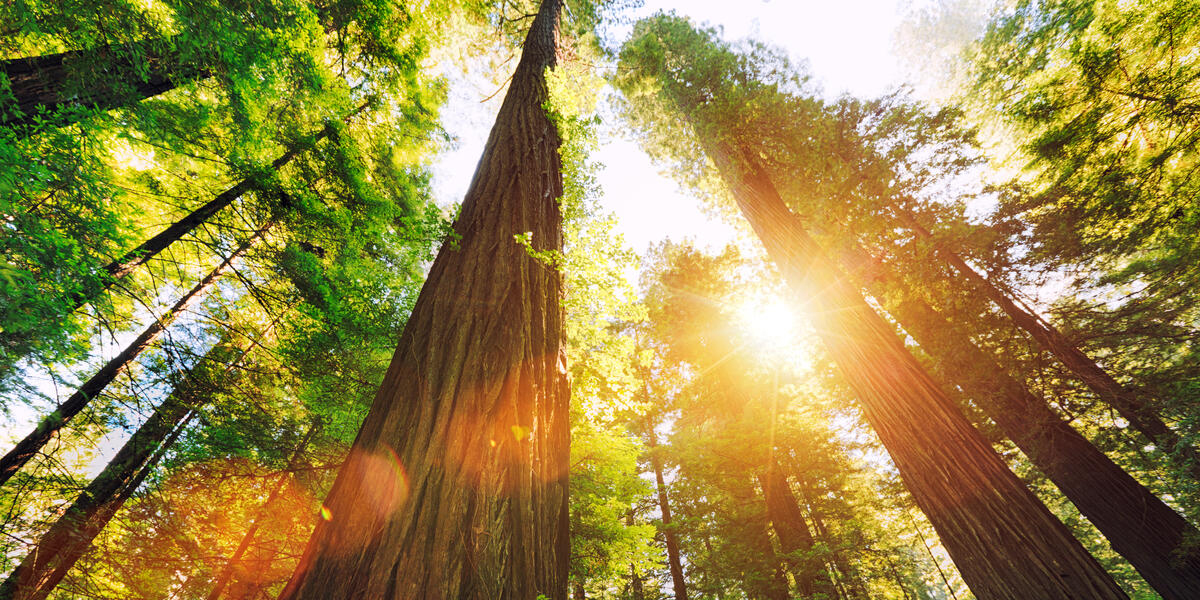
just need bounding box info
[0,227,265,487]
[758,465,835,598]
[210,420,321,600]
[277,2,569,598]
[0,393,193,600]
[0,41,204,133]
[647,432,689,600]
[896,209,1200,480]
[844,248,1200,600]
[702,142,1127,599]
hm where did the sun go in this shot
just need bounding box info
[734,295,798,350]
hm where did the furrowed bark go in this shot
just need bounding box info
[703,142,1127,599]
[843,246,1200,600]
[895,208,1200,480]
[758,464,836,598]
[278,2,569,597]
[0,226,267,487]
[210,419,321,600]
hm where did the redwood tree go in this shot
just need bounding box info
[843,244,1200,599]
[618,16,1130,599]
[278,1,570,597]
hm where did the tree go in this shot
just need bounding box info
[277,1,573,596]
[963,0,1200,487]
[0,40,205,133]
[617,15,1131,599]
[0,340,251,600]
[0,226,268,487]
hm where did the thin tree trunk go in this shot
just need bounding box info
[0,226,266,487]
[210,419,321,600]
[735,482,789,600]
[277,2,569,598]
[905,510,960,600]
[626,511,645,600]
[887,559,915,600]
[895,208,1200,479]
[843,247,1200,599]
[0,394,195,600]
[0,112,357,369]
[799,485,859,600]
[0,40,204,133]
[757,464,835,598]
[702,141,1127,599]
[647,431,689,600]
[802,489,857,600]
[573,580,585,600]
[76,108,365,310]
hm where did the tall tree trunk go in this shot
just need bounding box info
[757,464,834,598]
[0,40,205,134]
[0,391,195,600]
[701,140,1127,599]
[894,208,1200,479]
[277,2,569,598]
[842,247,1200,600]
[210,419,321,600]
[0,226,266,487]
[647,431,689,600]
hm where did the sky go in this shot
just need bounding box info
[9,0,977,477]
[431,0,933,257]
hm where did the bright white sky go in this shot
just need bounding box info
[432,0,941,256]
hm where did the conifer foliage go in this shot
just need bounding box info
[1,1,1198,599]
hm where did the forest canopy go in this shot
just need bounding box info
[0,0,1198,599]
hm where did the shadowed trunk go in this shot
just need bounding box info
[0,392,194,600]
[210,419,321,600]
[646,431,689,600]
[895,208,1200,481]
[0,41,205,134]
[758,464,835,598]
[701,139,1127,599]
[841,245,1200,600]
[734,479,789,600]
[0,226,266,487]
[277,1,569,598]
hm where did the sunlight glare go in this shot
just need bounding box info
[736,296,797,350]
